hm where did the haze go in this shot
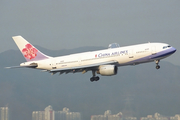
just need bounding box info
[0,0,179,65]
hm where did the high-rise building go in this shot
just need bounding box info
[140,113,180,120]
[66,112,81,120]
[32,106,54,120]
[55,107,81,120]
[0,107,9,120]
[170,114,180,120]
[91,110,122,120]
[44,106,54,120]
[54,111,66,120]
[32,111,45,120]
[32,106,81,120]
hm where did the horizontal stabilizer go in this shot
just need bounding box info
[6,64,38,69]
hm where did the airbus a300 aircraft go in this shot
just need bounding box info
[7,36,176,82]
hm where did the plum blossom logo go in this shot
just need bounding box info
[22,44,38,59]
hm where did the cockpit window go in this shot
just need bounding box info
[163,45,171,49]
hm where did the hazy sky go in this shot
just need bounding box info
[0,0,179,65]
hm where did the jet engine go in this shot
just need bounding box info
[97,65,118,76]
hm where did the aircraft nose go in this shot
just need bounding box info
[171,47,177,54]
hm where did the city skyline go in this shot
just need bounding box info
[31,105,180,120]
[0,105,180,120]
[32,106,81,120]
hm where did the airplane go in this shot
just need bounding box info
[6,36,176,82]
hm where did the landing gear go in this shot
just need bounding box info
[90,76,100,82]
[156,65,160,69]
[155,60,160,69]
[90,70,100,82]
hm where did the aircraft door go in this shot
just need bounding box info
[128,49,134,58]
[151,46,156,55]
[51,59,57,69]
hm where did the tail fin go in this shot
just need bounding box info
[12,36,51,62]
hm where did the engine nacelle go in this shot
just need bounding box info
[97,65,118,76]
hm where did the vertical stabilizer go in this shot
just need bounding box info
[12,36,51,61]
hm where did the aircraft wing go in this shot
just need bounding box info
[50,60,118,74]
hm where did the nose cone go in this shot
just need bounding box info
[171,47,177,54]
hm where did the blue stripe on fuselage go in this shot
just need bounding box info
[126,47,176,65]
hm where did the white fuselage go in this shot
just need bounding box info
[21,42,176,71]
